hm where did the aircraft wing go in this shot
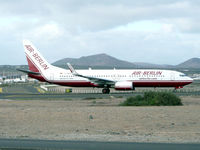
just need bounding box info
[76,74,115,85]
[67,63,115,86]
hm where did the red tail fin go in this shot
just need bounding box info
[26,56,40,73]
[23,40,51,73]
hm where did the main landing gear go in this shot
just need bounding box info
[173,86,183,92]
[102,88,110,94]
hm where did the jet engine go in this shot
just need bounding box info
[114,81,135,90]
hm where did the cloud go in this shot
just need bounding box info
[0,0,200,65]
[25,23,64,40]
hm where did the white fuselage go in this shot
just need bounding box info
[32,65,192,88]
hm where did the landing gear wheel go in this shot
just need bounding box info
[102,88,110,94]
[107,88,110,94]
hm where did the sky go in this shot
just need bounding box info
[0,0,200,65]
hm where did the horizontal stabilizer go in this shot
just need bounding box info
[17,69,41,75]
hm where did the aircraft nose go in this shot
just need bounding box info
[188,77,193,82]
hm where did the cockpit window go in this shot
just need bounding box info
[180,74,186,77]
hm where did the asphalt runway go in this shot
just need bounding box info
[0,92,138,100]
[0,91,199,100]
[0,139,199,150]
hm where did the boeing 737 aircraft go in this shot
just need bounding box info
[18,40,193,94]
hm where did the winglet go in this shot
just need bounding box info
[67,63,78,75]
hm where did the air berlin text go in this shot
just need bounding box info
[132,71,162,76]
[25,45,49,70]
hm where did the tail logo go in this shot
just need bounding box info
[25,45,49,70]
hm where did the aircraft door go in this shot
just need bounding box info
[50,73,54,80]
[170,72,175,80]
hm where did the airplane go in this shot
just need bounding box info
[17,40,193,94]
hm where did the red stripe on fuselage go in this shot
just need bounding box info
[53,80,192,88]
[53,81,96,87]
[115,87,132,90]
[28,74,192,88]
[132,80,192,87]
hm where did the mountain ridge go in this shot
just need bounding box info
[53,53,200,69]
[53,53,137,68]
[176,58,200,68]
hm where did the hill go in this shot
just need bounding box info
[53,53,175,69]
[176,58,200,68]
[53,54,200,69]
[53,53,136,68]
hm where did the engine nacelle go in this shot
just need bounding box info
[115,81,135,90]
